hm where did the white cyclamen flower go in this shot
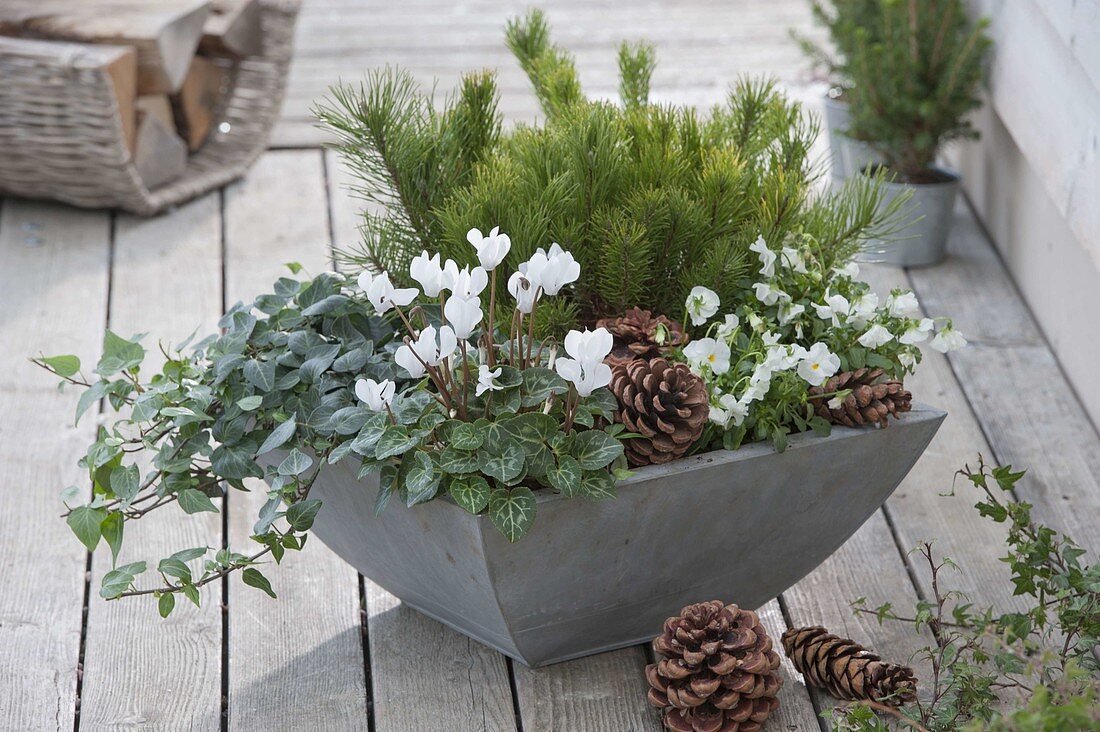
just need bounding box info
[716,313,740,339]
[857,324,894,349]
[409,251,457,298]
[753,282,782,307]
[394,325,458,378]
[467,226,511,271]
[899,318,934,344]
[524,243,580,296]
[554,358,612,397]
[930,326,967,353]
[354,378,395,412]
[449,265,488,299]
[444,295,483,339]
[686,286,720,326]
[475,365,503,396]
[781,246,808,274]
[563,327,614,364]
[887,291,920,318]
[749,236,777,278]
[360,271,418,314]
[797,342,841,387]
[682,337,731,375]
[507,270,540,314]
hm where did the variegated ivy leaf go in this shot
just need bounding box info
[373,425,418,460]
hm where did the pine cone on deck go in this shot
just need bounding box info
[781,626,916,705]
[610,358,708,466]
[597,307,687,366]
[807,368,912,428]
[646,601,783,732]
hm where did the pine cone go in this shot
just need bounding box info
[646,601,783,732]
[781,626,916,705]
[610,358,708,466]
[807,368,912,428]
[597,307,687,366]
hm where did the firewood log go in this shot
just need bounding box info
[134,111,187,189]
[171,56,229,151]
[200,0,263,58]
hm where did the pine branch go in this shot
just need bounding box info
[618,40,656,110]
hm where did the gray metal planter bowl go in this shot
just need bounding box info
[292,405,945,667]
[862,167,961,267]
[823,93,877,184]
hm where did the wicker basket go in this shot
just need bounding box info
[0,0,300,215]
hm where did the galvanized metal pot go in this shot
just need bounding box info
[823,93,876,183]
[277,405,944,667]
[864,167,961,267]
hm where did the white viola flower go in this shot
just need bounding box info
[833,261,860,280]
[354,378,395,412]
[898,351,917,369]
[525,243,580,296]
[848,293,880,328]
[762,331,782,347]
[778,302,805,325]
[827,396,844,410]
[753,282,782,307]
[554,358,612,397]
[686,286,720,326]
[764,344,797,372]
[930,326,967,353]
[781,246,808,274]
[563,327,614,364]
[682,337,731,375]
[743,367,772,403]
[797,342,841,387]
[747,312,765,332]
[814,292,850,326]
[858,324,895,349]
[363,271,418,314]
[444,295,483,339]
[719,393,750,426]
[450,265,488,299]
[899,317,934,344]
[507,270,541,314]
[749,236,777,278]
[467,226,511,271]
[708,402,730,427]
[475,365,503,397]
[715,314,740,339]
[394,325,458,378]
[887,291,920,318]
[409,251,457,298]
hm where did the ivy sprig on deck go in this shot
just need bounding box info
[35,268,403,613]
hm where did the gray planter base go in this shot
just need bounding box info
[277,404,945,667]
[863,167,961,267]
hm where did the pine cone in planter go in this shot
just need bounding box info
[597,307,687,366]
[610,358,708,466]
[781,626,916,705]
[808,368,912,428]
[646,601,783,732]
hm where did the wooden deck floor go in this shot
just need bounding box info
[4,2,1100,731]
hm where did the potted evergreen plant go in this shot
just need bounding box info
[36,10,966,667]
[844,0,991,266]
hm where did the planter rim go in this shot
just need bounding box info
[857,165,961,189]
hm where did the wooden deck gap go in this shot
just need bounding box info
[218,187,231,732]
[320,150,338,266]
[775,594,829,732]
[505,658,526,732]
[356,575,376,730]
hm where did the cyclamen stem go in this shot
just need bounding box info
[460,340,470,420]
[393,304,420,340]
[486,269,498,368]
[562,385,578,433]
[400,335,452,409]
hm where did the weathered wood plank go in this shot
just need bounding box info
[223,150,367,730]
[907,207,1100,553]
[756,599,825,731]
[79,193,224,730]
[0,200,111,731]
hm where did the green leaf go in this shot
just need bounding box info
[211,444,261,480]
[392,390,432,425]
[75,380,108,425]
[286,498,323,531]
[546,455,582,496]
[448,474,491,514]
[41,354,81,377]
[478,440,526,483]
[100,562,145,599]
[101,511,124,565]
[237,395,264,411]
[178,488,219,514]
[158,557,192,583]
[438,445,480,474]
[67,506,105,552]
[520,367,568,406]
[277,448,313,476]
[109,464,140,503]
[488,486,537,542]
[329,406,370,435]
[256,415,297,456]
[502,413,557,454]
[242,568,276,598]
[96,330,145,376]
[158,592,176,618]
[405,451,442,506]
[572,430,624,470]
[578,470,616,500]
[374,425,418,460]
[243,358,277,392]
[450,422,485,450]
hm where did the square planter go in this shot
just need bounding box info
[275,404,944,667]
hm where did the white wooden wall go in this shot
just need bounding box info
[946,0,1100,426]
